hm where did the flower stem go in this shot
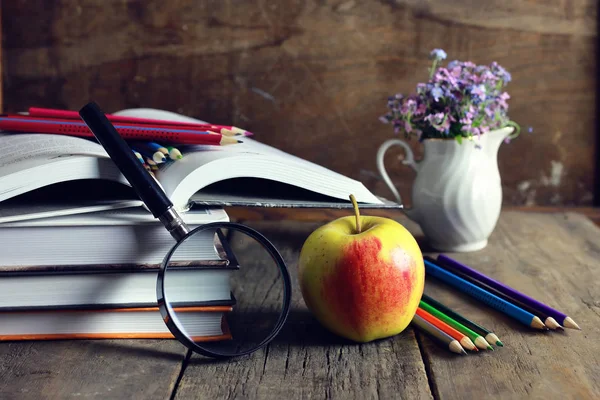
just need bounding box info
[349,194,362,234]
[429,60,438,79]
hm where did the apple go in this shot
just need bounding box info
[298,195,425,343]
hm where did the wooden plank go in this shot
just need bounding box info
[419,211,600,399]
[0,212,597,398]
[0,340,187,398]
[2,0,597,206]
[174,220,433,399]
[0,0,3,114]
[225,206,600,227]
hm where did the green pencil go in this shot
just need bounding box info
[419,300,493,351]
[422,294,503,347]
[166,146,183,160]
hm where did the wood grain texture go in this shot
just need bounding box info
[225,205,600,226]
[419,212,600,399]
[0,340,187,399]
[0,211,598,398]
[175,220,433,399]
[0,0,3,114]
[2,0,597,206]
[175,212,600,399]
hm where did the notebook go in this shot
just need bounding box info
[0,264,236,310]
[0,306,233,341]
[0,207,230,268]
[0,107,400,215]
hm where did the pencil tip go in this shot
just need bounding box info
[496,341,504,347]
[461,349,467,355]
[531,316,546,329]
[474,336,491,350]
[545,317,562,330]
[487,346,494,351]
[564,317,581,330]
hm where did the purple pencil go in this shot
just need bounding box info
[436,254,581,330]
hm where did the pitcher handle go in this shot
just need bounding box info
[376,139,418,206]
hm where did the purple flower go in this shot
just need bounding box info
[470,84,486,101]
[430,49,447,60]
[491,61,511,83]
[431,87,443,101]
[497,92,510,108]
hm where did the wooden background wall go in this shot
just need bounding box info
[2,0,598,206]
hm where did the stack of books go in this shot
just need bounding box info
[0,107,397,341]
[0,206,236,340]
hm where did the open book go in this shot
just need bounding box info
[0,108,399,214]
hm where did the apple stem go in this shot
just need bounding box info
[349,194,362,234]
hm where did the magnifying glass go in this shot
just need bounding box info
[79,102,292,358]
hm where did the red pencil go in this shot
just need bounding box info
[6,114,229,136]
[0,116,240,146]
[27,107,252,136]
[415,307,478,352]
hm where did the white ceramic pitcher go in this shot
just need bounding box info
[376,126,514,252]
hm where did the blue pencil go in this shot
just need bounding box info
[131,149,144,164]
[424,259,546,329]
[130,143,166,163]
[145,142,169,156]
[146,141,183,160]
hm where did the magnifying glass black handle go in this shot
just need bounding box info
[78,102,173,218]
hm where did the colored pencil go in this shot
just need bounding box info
[411,314,467,355]
[415,307,478,351]
[0,116,241,146]
[27,107,253,136]
[131,149,145,164]
[144,158,159,170]
[421,293,504,346]
[141,162,153,175]
[130,143,166,163]
[419,301,493,350]
[424,258,561,330]
[424,259,546,330]
[436,254,579,330]
[166,146,183,160]
[145,142,169,156]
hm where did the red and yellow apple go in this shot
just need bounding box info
[298,195,424,343]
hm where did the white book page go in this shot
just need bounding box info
[1,207,229,227]
[0,133,108,177]
[112,108,383,206]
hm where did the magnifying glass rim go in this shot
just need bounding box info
[156,221,292,358]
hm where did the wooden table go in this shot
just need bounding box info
[1,210,599,399]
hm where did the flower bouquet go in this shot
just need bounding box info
[379,49,522,145]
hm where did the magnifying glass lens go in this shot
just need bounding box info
[159,223,290,358]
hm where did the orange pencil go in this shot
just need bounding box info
[416,307,478,351]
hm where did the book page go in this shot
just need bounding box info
[157,138,356,186]
[0,134,108,174]
[112,108,384,207]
